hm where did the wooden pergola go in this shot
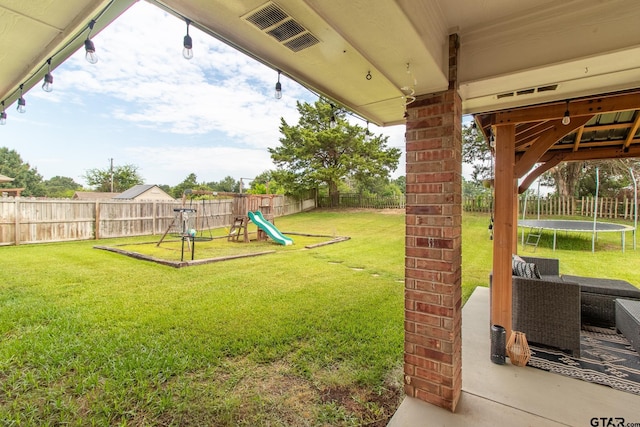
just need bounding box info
[474,88,640,335]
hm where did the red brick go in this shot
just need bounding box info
[405,309,441,326]
[416,238,453,250]
[405,290,441,304]
[415,345,453,364]
[405,354,441,371]
[406,205,442,215]
[415,302,453,318]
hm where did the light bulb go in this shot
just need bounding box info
[330,114,337,128]
[0,111,6,125]
[84,39,98,64]
[42,72,53,92]
[17,96,26,114]
[182,35,193,60]
[275,81,282,99]
[562,100,570,125]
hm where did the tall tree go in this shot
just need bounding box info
[0,147,45,196]
[172,173,202,198]
[206,176,238,193]
[269,99,401,204]
[462,123,492,184]
[43,176,82,198]
[83,164,143,192]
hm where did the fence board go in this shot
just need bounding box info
[0,195,314,246]
[463,195,639,220]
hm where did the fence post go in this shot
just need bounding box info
[95,201,100,240]
[14,198,20,246]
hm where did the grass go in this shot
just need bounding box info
[1,209,639,426]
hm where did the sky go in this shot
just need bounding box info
[0,1,406,188]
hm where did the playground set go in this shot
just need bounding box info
[156,190,293,261]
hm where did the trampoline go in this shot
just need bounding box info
[519,219,635,252]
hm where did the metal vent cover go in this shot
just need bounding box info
[284,33,319,52]
[245,3,288,30]
[268,19,305,42]
[243,2,320,52]
[496,84,559,99]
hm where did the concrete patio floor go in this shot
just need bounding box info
[388,286,640,426]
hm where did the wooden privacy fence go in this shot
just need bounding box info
[464,195,638,220]
[317,194,405,209]
[0,194,315,246]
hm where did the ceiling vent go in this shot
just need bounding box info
[496,84,559,99]
[244,2,319,52]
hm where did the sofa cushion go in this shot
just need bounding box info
[512,257,542,279]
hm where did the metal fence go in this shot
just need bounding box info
[0,194,315,246]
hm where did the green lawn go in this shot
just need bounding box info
[1,210,638,426]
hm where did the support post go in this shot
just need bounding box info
[491,124,516,337]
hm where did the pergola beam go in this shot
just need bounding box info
[514,116,594,178]
[518,158,562,194]
[492,90,640,125]
[539,144,640,162]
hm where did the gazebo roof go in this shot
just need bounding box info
[474,89,640,192]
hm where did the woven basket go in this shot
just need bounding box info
[506,331,531,367]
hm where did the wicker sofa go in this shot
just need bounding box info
[511,256,582,357]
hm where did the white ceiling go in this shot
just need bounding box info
[2,0,639,126]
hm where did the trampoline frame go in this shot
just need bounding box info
[518,219,635,252]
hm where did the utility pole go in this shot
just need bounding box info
[109,158,114,192]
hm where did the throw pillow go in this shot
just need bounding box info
[512,259,541,279]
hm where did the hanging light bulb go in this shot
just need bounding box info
[84,20,98,64]
[582,162,587,173]
[562,100,571,125]
[42,59,54,92]
[365,121,371,141]
[274,70,282,99]
[330,113,337,128]
[183,19,193,60]
[17,85,26,114]
[0,102,6,125]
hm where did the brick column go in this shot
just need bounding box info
[403,34,463,411]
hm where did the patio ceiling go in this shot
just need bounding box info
[1,0,640,128]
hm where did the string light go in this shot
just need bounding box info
[365,121,371,141]
[329,104,337,128]
[17,85,26,114]
[562,100,571,125]
[42,58,53,92]
[274,70,282,99]
[84,20,98,64]
[0,102,6,125]
[183,19,193,60]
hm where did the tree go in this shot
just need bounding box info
[83,164,144,193]
[172,173,200,198]
[269,99,401,204]
[247,170,285,194]
[206,176,239,193]
[43,176,82,198]
[462,123,492,184]
[0,147,45,197]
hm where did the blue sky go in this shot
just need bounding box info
[1,1,405,188]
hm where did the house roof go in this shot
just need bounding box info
[1,0,639,126]
[113,184,171,200]
[113,184,160,199]
[73,191,120,200]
